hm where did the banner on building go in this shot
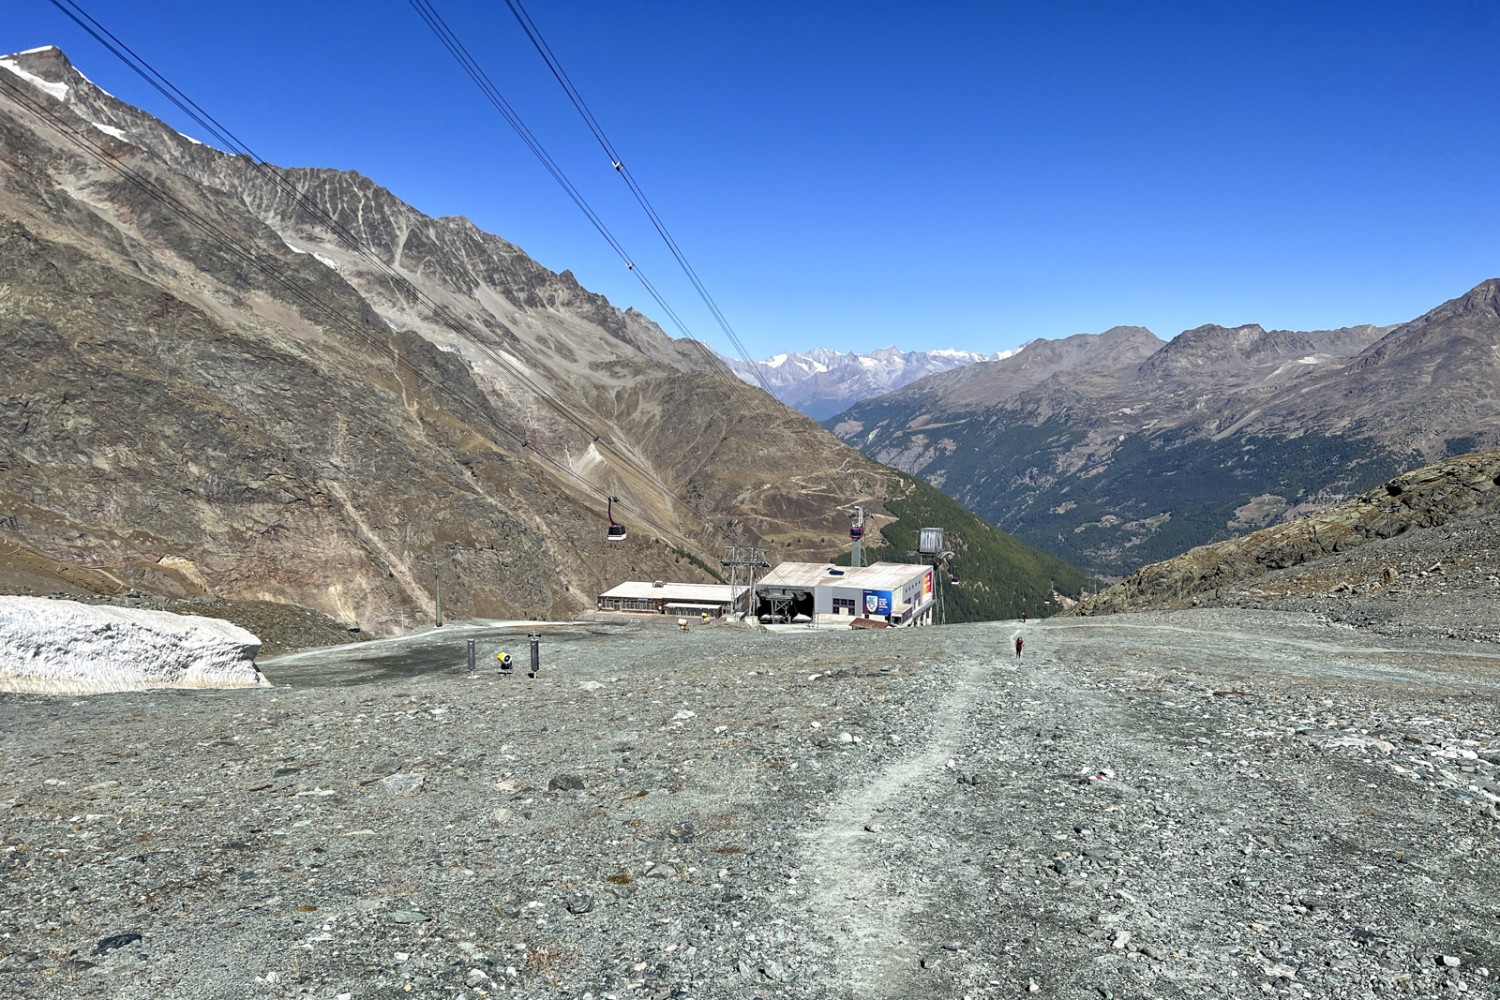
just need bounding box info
[862,589,893,616]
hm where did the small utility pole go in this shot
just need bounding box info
[434,558,442,627]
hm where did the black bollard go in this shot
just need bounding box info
[527,632,541,678]
[466,639,476,676]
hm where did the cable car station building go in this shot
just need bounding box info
[754,561,936,627]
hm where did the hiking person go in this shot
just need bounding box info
[1015,635,1024,658]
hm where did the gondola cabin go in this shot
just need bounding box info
[607,496,627,542]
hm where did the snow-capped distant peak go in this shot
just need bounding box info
[930,348,985,361]
[723,345,1004,420]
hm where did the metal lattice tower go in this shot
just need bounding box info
[720,545,770,617]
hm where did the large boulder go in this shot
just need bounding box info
[0,597,269,695]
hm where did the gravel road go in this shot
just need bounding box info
[2,611,1497,999]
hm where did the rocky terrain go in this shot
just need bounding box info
[830,283,1500,576]
[3,534,1497,999]
[6,41,1500,1000]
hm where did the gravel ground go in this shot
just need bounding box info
[2,609,1498,1000]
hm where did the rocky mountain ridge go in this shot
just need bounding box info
[724,344,1013,420]
[0,46,1078,631]
[830,284,1497,575]
[1072,449,1500,636]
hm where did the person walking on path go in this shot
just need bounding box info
[1014,635,1024,658]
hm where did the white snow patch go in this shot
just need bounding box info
[1295,355,1320,364]
[283,240,340,270]
[765,353,790,368]
[0,58,69,101]
[177,131,204,145]
[0,597,268,696]
[90,121,127,140]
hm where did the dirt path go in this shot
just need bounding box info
[800,649,998,995]
[793,612,1500,998]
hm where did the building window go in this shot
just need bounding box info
[601,597,657,613]
[832,598,856,615]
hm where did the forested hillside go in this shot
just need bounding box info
[843,475,1092,621]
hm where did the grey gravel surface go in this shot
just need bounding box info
[2,613,1498,999]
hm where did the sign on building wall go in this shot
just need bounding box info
[922,570,933,598]
[862,589,893,615]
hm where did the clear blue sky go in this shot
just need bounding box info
[6,1,1498,358]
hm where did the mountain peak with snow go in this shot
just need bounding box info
[722,345,1014,420]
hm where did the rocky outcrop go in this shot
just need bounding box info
[0,596,268,695]
[1073,450,1500,614]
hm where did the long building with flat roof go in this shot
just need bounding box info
[596,580,744,616]
[754,561,936,626]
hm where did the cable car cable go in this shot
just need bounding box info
[407,0,750,400]
[499,0,775,397]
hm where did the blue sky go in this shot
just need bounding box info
[6,0,1498,359]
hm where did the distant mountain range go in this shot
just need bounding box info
[829,282,1500,577]
[724,345,1015,419]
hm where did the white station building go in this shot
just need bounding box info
[754,561,937,627]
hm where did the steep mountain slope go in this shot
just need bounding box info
[1239,281,1500,451]
[0,46,1083,630]
[830,287,1496,576]
[1072,449,1500,639]
[724,345,1010,420]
